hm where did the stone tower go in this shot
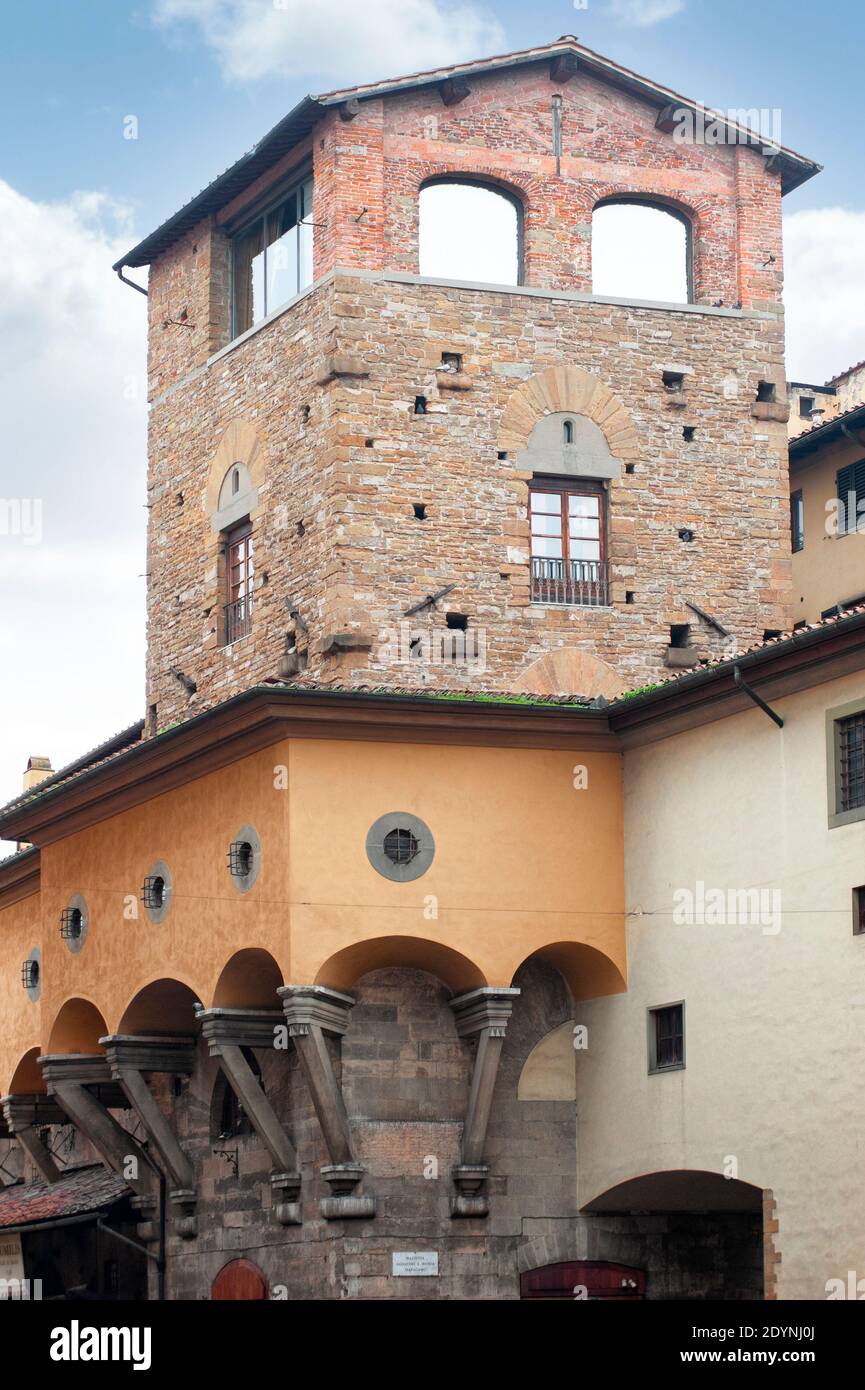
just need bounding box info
[114,36,817,733]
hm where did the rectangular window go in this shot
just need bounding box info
[231,175,313,337]
[837,710,865,814]
[529,481,607,606]
[854,886,865,936]
[835,459,865,536]
[799,395,814,418]
[223,520,254,645]
[790,490,804,553]
[648,1003,685,1074]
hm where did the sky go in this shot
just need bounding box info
[0,0,862,832]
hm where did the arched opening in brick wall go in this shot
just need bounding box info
[592,198,692,304]
[419,178,523,285]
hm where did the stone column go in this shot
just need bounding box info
[101,1034,198,1237]
[450,987,520,1217]
[198,1006,301,1224]
[279,985,374,1220]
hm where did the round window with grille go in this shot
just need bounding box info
[366,813,434,882]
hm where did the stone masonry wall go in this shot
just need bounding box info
[146,270,790,728]
[143,56,791,729]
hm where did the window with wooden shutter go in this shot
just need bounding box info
[836,459,865,535]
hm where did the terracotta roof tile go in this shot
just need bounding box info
[0,1164,128,1230]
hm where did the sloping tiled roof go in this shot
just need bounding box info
[114,35,819,270]
[789,400,865,454]
[0,721,144,818]
[0,1165,128,1230]
[827,359,865,386]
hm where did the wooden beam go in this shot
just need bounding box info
[550,53,579,84]
[439,77,471,107]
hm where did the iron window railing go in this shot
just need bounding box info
[224,595,253,645]
[530,557,607,607]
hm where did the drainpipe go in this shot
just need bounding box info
[115,266,148,297]
[733,665,784,728]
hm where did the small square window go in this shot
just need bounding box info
[799,395,815,418]
[648,1002,685,1074]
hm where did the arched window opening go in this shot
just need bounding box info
[231,467,240,495]
[592,201,691,304]
[419,180,522,286]
[563,419,574,444]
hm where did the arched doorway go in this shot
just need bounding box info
[211,1258,268,1300]
[521,1261,646,1300]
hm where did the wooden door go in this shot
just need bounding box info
[211,1258,269,1300]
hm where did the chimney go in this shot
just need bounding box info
[17,755,54,853]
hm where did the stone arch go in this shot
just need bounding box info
[509,941,626,1004]
[204,417,266,522]
[497,364,639,462]
[515,647,622,700]
[315,936,485,995]
[517,1020,576,1101]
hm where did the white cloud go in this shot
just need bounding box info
[607,0,686,26]
[783,206,865,383]
[0,181,147,837]
[152,0,504,85]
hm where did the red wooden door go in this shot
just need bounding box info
[211,1258,269,1301]
[520,1261,646,1300]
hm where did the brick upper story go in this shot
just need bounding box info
[125,37,817,400]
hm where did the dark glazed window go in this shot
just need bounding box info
[232,174,313,335]
[648,1003,685,1073]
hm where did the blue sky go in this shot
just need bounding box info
[0,0,862,825]
[1,0,858,228]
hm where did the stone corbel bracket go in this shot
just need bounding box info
[101,1034,199,1238]
[39,1053,160,1236]
[279,985,375,1221]
[199,1007,302,1225]
[449,987,520,1218]
[1,1093,66,1184]
[314,354,370,386]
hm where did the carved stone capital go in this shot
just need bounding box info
[197,1007,283,1055]
[101,1034,196,1076]
[278,985,356,1038]
[450,987,520,1038]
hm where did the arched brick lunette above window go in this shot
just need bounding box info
[496,364,639,463]
[204,417,267,521]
